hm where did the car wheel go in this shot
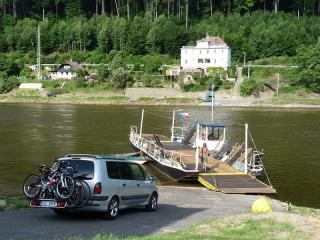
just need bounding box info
[105,197,119,220]
[145,192,158,211]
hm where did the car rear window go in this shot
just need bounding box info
[63,160,94,180]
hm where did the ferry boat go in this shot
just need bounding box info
[129,110,276,194]
[130,110,264,180]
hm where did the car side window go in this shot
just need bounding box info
[129,163,146,181]
[106,162,121,179]
[118,162,133,180]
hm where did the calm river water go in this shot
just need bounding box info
[0,104,319,208]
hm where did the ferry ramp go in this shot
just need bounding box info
[198,173,276,194]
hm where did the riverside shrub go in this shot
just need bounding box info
[0,76,20,93]
[240,80,258,96]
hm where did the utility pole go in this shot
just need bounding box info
[37,25,41,80]
[247,64,250,81]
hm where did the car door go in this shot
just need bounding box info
[128,163,151,205]
[117,162,137,207]
[105,161,121,199]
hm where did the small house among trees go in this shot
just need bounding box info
[181,36,231,72]
[49,61,88,80]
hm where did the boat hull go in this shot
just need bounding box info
[132,144,199,182]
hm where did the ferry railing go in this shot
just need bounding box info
[171,127,185,139]
[129,126,196,171]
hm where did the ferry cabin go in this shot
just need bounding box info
[194,123,226,152]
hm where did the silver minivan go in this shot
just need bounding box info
[53,154,158,219]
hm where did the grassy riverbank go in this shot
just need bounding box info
[0,90,202,105]
[0,197,29,211]
[258,95,320,106]
[66,206,320,240]
[0,89,319,108]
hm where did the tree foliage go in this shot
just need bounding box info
[296,44,320,93]
[0,1,320,92]
[110,67,133,89]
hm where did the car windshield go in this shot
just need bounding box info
[60,160,94,180]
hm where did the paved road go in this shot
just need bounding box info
[0,186,285,240]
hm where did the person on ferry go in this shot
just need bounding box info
[200,142,209,172]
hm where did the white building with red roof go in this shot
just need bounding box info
[181,35,231,71]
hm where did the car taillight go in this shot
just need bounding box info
[30,200,40,206]
[57,201,66,208]
[94,182,102,194]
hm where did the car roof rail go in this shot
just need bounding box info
[64,154,99,159]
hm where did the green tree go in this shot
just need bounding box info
[65,0,83,18]
[0,76,19,93]
[74,69,87,87]
[96,64,110,84]
[296,44,320,93]
[110,67,133,89]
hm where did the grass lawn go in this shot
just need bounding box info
[260,95,320,105]
[138,97,201,104]
[64,208,320,240]
[0,196,29,211]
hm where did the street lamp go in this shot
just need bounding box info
[242,52,246,66]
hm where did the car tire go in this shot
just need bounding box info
[105,197,119,220]
[145,192,158,211]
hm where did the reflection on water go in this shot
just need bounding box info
[0,104,319,208]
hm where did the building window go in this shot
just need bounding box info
[205,59,210,63]
[198,59,203,63]
[200,50,202,54]
[185,60,188,64]
[214,50,216,54]
[207,50,209,54]
[213,59,216,63]
[222,50,224,53]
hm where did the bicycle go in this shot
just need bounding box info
[23,161,75,200]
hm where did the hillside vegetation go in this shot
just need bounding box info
[0,1,320,94]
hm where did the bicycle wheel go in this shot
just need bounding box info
[67,180,84,208]
[23,174,41,199]
[56,176,75,199]
[76,180,91,208]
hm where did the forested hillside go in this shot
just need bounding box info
[0,0,320,93]
[1,0,320,60]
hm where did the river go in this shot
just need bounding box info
[0,104,319,208]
